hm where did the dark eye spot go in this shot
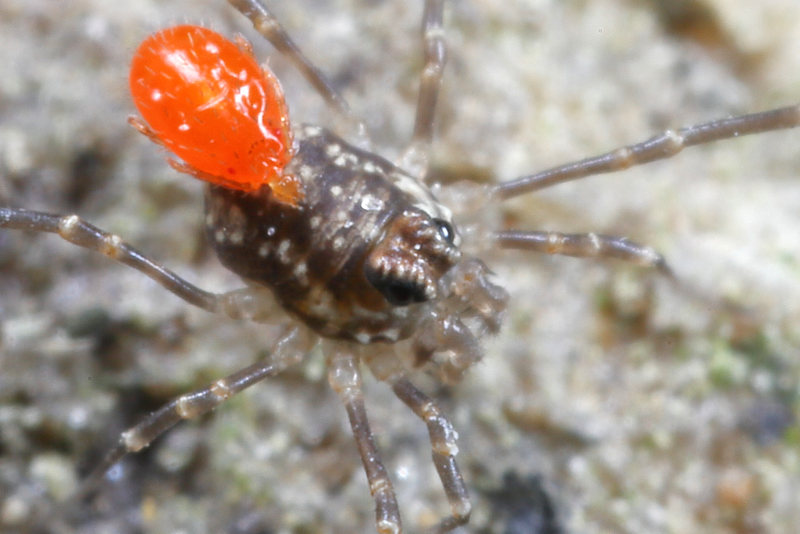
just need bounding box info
[433,218,455,245]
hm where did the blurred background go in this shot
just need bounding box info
[1,1,799,532]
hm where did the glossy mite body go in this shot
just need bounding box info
[129,25,301,204]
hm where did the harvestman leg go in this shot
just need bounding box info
[391,378,470,532]
[75,327,313,497]
[0,208,286,321]
[325,344,402,534]
[401,0,447,178]
[489,105,800,267]
[494,230,671,274]
[226,0,367,142]
[0,207,317,495]
[0,208,222,311]
[493,105,800,199]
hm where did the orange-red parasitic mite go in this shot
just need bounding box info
[129,25,302,205]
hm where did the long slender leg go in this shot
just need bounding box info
[226,0,367,142]
[400,0,447,179]
[390,378,470,532]
[494,229,751,316]
[0,207,286,322]
[0,207,222,312]
[325,343,401,534]
[493,104,800,200]
[76,326,313,499]
[494,230,671,274]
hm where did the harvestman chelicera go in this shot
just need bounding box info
[1,1,799,532]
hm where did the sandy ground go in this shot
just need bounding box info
[1,1,799,533]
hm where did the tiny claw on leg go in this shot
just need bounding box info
[128,115,164,146]
[233,33,255,58]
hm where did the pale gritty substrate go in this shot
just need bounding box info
[1,1,799,533]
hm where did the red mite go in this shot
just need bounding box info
[129,25,302,205]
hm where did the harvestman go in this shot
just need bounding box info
[1,0,799,532]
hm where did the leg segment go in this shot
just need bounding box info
[391,378,470,532]
[493,104,800,200]
[0,208,221,312]
[77,326,313,498]
[0,207,290,322]
[494,229,671,274]
[401,0,447,179]
[226,0,366,141]
[495,230,745,314]
[325,343,401,534]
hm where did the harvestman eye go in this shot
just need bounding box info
[434,218,456,245]
[1,1,799,533]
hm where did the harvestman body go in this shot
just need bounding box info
[1,1,799,532]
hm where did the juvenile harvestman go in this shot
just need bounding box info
[1,1,800,534]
